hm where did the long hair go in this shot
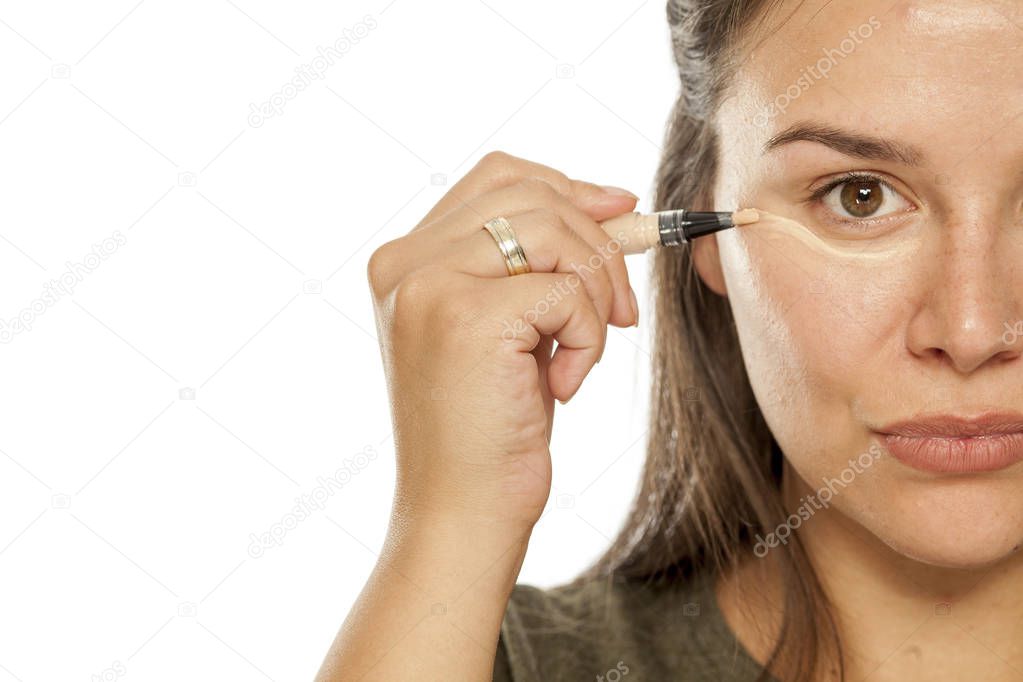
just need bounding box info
[575,2,842,680]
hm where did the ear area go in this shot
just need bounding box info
[690,233,728,296]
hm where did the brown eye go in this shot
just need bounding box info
[840,180,883,217]
[820,175,911,222]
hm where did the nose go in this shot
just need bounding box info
[905,212,1022,374]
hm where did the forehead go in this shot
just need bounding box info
[726,0,1023,163]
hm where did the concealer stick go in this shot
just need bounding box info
[600,208,761,255]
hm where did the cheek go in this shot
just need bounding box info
[714,229,915,451]
[714,225,1023,567]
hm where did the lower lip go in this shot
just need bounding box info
[881,432,1023,473]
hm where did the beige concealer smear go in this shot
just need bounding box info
[747,209,924,262]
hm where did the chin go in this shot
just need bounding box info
[863,477,1023,569]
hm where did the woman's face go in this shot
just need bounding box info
[702,0,1023,568]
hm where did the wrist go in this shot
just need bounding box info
[393,490,542,539]
[382,505,533,595]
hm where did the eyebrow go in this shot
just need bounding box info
[762,122,926,166]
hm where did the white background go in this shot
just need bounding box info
[0,1,678,679]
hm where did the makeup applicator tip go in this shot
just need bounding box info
[732,208,760,226]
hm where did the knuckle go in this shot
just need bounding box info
[391,266,437,312]
[367,239,401,296]
[528,206,566,234]
[543,169,573,196]
[519,171,571,198]
[477,150,517,174]
[517,176,558,202]
[392,267,477,331]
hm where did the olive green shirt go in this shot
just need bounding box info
[493,571,770,680]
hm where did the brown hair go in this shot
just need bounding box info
[576,1,842,680]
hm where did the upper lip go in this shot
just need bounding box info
[875,412,1023,438]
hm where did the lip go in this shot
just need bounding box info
[874,412,1023,473]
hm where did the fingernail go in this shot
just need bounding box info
[600,185,638,199]
[629,287,640,326]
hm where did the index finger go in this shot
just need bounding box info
[414,150,639,229]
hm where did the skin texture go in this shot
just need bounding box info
[698,0,1023,678]
[317,152,641,681]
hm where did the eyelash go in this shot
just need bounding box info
[805,171,910,225]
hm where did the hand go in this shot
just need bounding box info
[367,151,639,530]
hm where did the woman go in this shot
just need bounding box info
[319,0,1023,679]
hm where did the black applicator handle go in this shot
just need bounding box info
[657,210,737,246]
